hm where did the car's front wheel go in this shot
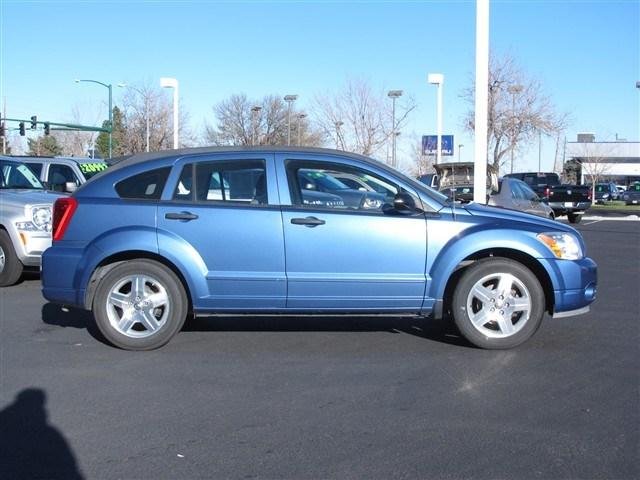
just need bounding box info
[0,230,24,287]
[452,258,545,349]
[93,259,188,350]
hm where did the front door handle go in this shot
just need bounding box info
[165,211,199,221]
[291,216,325,227]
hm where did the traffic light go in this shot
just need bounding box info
[30,116,37,129]
[19,122,26,136]
[44,123,50,135]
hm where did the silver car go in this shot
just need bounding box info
[489,177,555,219]
[0,157,62,286]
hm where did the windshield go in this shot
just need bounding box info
[0,160,44,189]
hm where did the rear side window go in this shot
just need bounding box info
[115,167,171,200]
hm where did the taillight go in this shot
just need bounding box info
[544,187,550,197]
[587,190,592,201]
[52,197,78,241]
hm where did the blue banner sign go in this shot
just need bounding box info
[422,135,454,156]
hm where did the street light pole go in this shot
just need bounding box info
[427,74,444,165]
[251,106,262,146]
[160,77,179,149]
[75,79,113,158]
[458,144,464,162]
[507,84,523,173]
[284,95,298,146]
[297,113,307,145]
[387,90,403,168]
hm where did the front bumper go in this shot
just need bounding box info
[538,256,597,315]
[13,229,52,267]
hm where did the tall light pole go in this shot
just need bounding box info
[427,73,444,165]
[284,94,298,146]
[160,77,179,149]
[473,0,489,205]
[458,144,464,162]
[118,83,150,152]
[335,121,344,149]
[297,113,307,145]
[75,79,113,158]
[387,90,403,168]
[251,106,262,146]
[507,84,523,173]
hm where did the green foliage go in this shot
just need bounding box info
[27,136,63,156]
[95,106,126,158]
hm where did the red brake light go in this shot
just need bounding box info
[544,187,550,197]
[52,197,78,241]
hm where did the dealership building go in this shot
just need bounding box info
[563,134,640,186]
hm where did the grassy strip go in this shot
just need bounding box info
[591,201,640,211]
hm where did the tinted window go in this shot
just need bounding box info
[176,161,268,205]
[48,164,79,191]
[0,161,43,189]
[25,162,43,177]
[116,167,171,200]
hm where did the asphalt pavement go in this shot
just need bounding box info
[0,220,638,479]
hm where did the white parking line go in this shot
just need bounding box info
[559,215,640,222]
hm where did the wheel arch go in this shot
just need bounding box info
[84,250,193,314]
[440,248,555,319]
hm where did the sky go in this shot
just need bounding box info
[1,0,639,173]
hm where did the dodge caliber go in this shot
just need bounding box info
[42,147,597,350]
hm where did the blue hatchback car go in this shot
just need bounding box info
[42,147,597,350]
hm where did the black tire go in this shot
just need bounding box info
[451,258,545,349]
[93,259,188,350]
[0,230,24,287]
[567,213,582,224]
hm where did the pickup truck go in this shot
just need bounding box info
[504,172,591,223]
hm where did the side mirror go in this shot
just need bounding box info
[392,192,417,213]
[65,182,78,193]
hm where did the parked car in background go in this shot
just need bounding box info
[0,156,61,286]
[489,178,555,219]
[42,147,597,351]
[19,156,109,193]
[593,182,619,203]
[615,185,627,197]
[297,168,387,209]
[417,173,439,189]
[504,172,591,223]
[622,184,640,205]
[434,162,498,203]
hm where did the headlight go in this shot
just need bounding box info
[537,233,583,260]
[32,206,52,231]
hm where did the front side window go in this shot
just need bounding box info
[173,161,268,205]
[48,164,79,191]
[286,160,417,213]
[116,167,171,200]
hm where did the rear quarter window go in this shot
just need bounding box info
[115,167,171,200]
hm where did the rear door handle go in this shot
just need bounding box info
[165,211,199,221]
[291,216,325,227]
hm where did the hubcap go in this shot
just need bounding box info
[0,245,5,273]
[466,272,531,338]
[105,274,170,338]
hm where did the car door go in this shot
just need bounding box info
[46,163,81,192]
[156,154,286,310]
[277,154,427,310]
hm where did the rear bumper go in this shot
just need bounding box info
[41,245,86,308]
[548,201,591,215]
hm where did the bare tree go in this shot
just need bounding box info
[404,133,435,177]
[205,94,323,147]
[462,54,568,171]
[55,105,101,157]
[313,78,416,160]
[119,82,193,153]
[569,141,613,200]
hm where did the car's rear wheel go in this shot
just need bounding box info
[452,258,545,349]
[93,260,188,350]
[568,213,582,224]
[0,230,24,287]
